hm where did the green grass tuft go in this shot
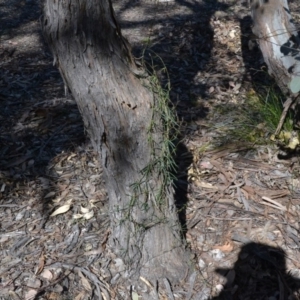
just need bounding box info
[211,85,293,147]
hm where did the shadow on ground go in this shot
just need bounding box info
[1,0,232,220]
[212,242,300,300]
[0,0,86,213]
[0,0,40,34]
[115,0,232,231]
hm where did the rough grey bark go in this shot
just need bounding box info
[250,0,300,95]
[42,0,189,282]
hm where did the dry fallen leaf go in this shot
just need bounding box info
[8,291,21,300]
[26,277,41,289]
[50,204,71,217]
[35,251,45,275]
[131,291,139,300]
[213,241,234,252]
[200,160,213,169]
[25,289,38,300]
[40,269,53,281]
[44,191,56,199]
[139,276,153,288]
[208,86,215,94]
[74,292,87,300]
[67,153,77,161]
[83,210,94,220]
[89,199,97,208]
[80,206,90,214]
[46,292,61,300]
[53,189,70,203]
[195,181,218,190]
[78,270,92,292]
[73,213,83,219]
[229,29,236,38]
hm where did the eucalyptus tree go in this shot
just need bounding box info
[42,0,190,283]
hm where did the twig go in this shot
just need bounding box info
[262,196,286,211]
[275,97,294,136]
[163,278,175,300]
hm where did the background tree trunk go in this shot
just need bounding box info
[42,0,190,282]
[250,0,300,95]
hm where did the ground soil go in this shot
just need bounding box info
[1,0,300,299]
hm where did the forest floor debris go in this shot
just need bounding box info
[1,0,300,299]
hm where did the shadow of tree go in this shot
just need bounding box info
[114,0,232,234]
[2,0,300,298]
[0,0,86,214]
[212,242,300,299]
[118,0,230,116]
[0,0,40,34]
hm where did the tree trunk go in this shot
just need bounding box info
[42,0,189,282]
[250,0,300,95]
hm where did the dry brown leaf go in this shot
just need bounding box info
[188,166,198,178]
[89,199,97,208]
[35,251,45,275]
[44,191,56,199]
[26,277,41,289]
[73,213,83,219]
[83,210,94,220]
[84,248,103,256]
[200,160,213,169]
[229,29,236,38]
[67,153,77,161]
[262,196,286,211]
[25,289,38,300]
[78,270,92,292]
[213,241,234,252]
[139,276,153,288]
[8,291,20,300]
[80,206,90,214]
[40,269,53,281]
[53,188,70,203]
[208,86,215,94]
[74,292,87,300]
[101,230,110,248]
[46,292,61,300]
[50,204,71,217]
[1,183,6,192]
[195,181,218,190]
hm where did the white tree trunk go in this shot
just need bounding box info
[251,0,300,94]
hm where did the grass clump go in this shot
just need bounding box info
[211,85,293,147]
[252,87,293,132]
[128,50,179,213]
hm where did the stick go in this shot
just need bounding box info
[275,97,294,136]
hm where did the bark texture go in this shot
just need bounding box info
[251,0,300,95]
[42,0,189,281]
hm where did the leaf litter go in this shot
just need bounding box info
[1,0,300,299]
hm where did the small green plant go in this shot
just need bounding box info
[118,49,180,228]
[211,85,293,147]
[115,51,183,268]
[255,86,293,132]
[137,51,179,207]
[141,36,152,47]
